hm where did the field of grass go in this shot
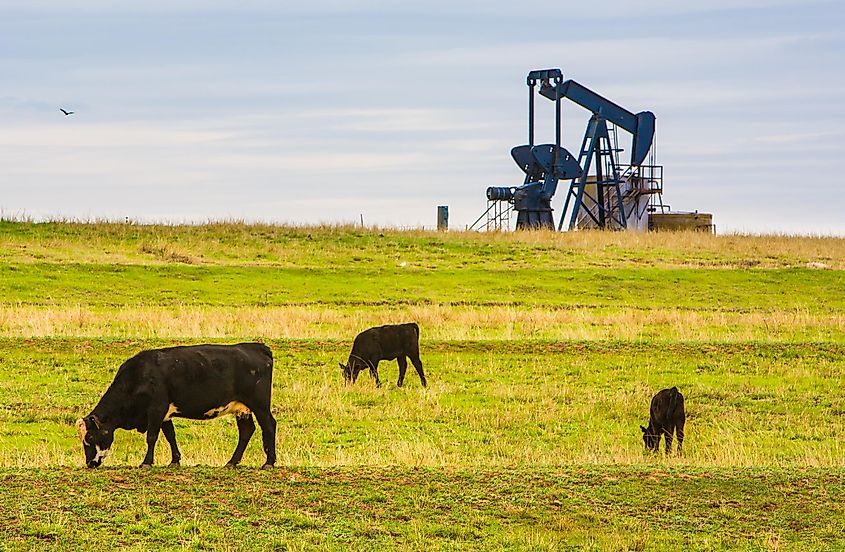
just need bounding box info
[4,466,844,550]
[1,220,845,549]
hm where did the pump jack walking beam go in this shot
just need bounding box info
[538,77,655,231]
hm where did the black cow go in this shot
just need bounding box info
[339,323,427,387]
[75,342,276,469]
[641,386,685,454]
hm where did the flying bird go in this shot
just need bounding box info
[59,108,75,116]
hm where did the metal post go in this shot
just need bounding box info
[555,96,561,166]
[568,118,600,230]
[528,82,535,147]
[436,205,449,231]
[596,140,606,228]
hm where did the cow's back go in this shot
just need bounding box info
[650,386,684,427]
[150,341,268,369]
[126,343,270,402]
[352,323,419,359]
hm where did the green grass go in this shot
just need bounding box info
[2,220,845,549]
[2,219,844,270]
[3,262,843,311]
[2,466,844,550]
[2,338,845,469]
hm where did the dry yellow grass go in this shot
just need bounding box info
[1,304,843,342]
[6,378,843,469]
[2,220,844,268]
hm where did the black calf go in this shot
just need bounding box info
[340,323,427,387]
[641,386,685,455]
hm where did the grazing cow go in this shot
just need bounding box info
[339,323,427,387]
[641,386,685,455]
[75,342,276,469]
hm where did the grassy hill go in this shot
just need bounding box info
[1,220,844,549]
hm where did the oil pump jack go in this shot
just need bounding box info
[476,68,663,231]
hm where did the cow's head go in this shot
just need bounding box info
[640,425,659,452]
[340,362,352,383]
[75,414,114,468]
[339,358,366,384]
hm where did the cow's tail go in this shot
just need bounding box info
[257,343,273,362]
[410,322,420,337]
[255,343,274,376]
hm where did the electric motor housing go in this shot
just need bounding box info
[486,187,515,201]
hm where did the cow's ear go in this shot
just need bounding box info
[75,418,87,441]
[640,425,646,433]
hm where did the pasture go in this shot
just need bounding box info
[1,220,845,549]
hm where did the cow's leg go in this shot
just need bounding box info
[409,354,427,388]
[664,426,674,455]
[369,360,381,387]
[253,409,277,469]
[161,420,181,467]
[225,413,256,467]
[141,406,167,467]
[397,356,408,387]
[676,419,685,456]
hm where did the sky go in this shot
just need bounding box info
[1,0,844,234]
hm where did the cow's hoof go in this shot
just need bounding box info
[139,463,153,469]
[224,462,239,469]
[260,463,274,470]
[168,462,180,468]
